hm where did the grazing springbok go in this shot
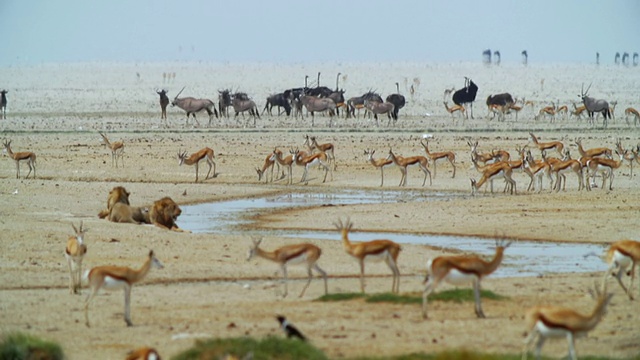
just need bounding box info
[178,147,216,182]
[270,148,294,185]
[171,86,218,126]
[386,148,432,187]
[299,95,336,127]
[99,132,125,168]
[422,239,511,318]
[262,92,291,116]
[364,100,396,126]
[420,139,456,178]
[256,151,279,183]
[0,90,7,119]
[522,283,613,360]
[247,238,328,298]
[155,89,169,121]
[218,89,232,118]
[602,239,640,300]
[386,82,406,120]
[3,139,36,179]
[364,149,393,187]
[580,83,611,128]
[624,107,639,126]
[443,101,466,119]
[231,93,260,126]
[126,347,161,360]
[84,250,164,327]
[335,217,401,293]
[452,77,479,119]
[65,221,88,294]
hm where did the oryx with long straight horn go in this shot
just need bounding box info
[580,83,611,128]
[171,86,219,126]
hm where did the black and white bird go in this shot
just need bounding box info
[276,315,306,341]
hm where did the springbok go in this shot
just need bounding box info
[155,89,169,121]
[0,90,7,119]
[178,147,216,182]
[3,139,36,179]
[65,221,88,294]
[171,86,219,126]
[99,132,125,168]
[443,101,466,119]
[624,107,639,126]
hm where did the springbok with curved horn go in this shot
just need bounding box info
[65,221,88,294]
[171,86,219,126]
[422,239,511,319]
[3,139,36,179]
[386,148,432,187]
[335,217,401,293]
[84,250,164,327]
[364,149,392,187]
[247,237,328,298]
[420,139,456,178]
[178,147,216,182]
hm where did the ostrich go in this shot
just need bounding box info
[452,77,479,119]
[307,72,332,98]
[522,50,528,66]
[622,52,630,66]
[634,53,639,66]
[482,49,492,65]
[596,52,600,65]
[615,52,621,65]
[386,82,406,121]
[493,50,501,66]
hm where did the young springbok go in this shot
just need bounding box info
[335,217,401,293]
[84,250,164,327]
[422,239,511,319]
[3,139,36,179]
[247,238,328,298]
[65,221,88,294]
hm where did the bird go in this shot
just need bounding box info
[276,315,306,341]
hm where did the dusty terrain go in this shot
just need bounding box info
[0,62,639,359]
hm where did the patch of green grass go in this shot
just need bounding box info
[316,289,506,305]
[0,332,65,360]
[171,336,328,360]
[351,350,640,360]
[315,292,367,302]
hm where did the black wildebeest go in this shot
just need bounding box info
[1,90,8,119]
[580,83,611,128]
[218,89,232,118]
[386,82,406,121]
[263,93,291,116]
[452,78,479,119]
[232,92,260,126]
[171,87,219,126]
[156,89,169,121]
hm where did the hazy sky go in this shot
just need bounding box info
[1,0,638,66]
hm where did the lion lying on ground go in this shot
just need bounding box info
[149,197,190,232]
[108,203,151,224]
[97,186,130,219]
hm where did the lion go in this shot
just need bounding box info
[149,197,190,232]
[108,203,151,224]
[98,186,130,219]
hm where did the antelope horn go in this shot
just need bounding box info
[175,86,186,99]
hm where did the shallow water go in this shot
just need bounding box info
[180,190,607,278]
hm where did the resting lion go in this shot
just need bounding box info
[98,186,130,219]
[108,203,151,224]
[149,197,189,232]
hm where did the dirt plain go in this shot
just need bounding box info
[0,62,639,359]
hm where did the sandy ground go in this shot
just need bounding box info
[0,62,639,359]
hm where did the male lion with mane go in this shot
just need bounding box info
[149,197,190,232]
[98,186,130,219]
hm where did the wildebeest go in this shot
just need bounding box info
[300,95,336,127]
[482,49,492,65]
[347,91,383,119]
[386,82,406,121]
[171,87,219,126]
[493,50,501,65]
[580,83,611,128]
[218,89,232,118]
[1,90,8,119]
[155,89,169,121]
[262,92,291,116]
[364,100,395,127]
[232,92,260,126]
[452,78,479,119]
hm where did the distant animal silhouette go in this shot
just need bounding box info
[276,315,306,341]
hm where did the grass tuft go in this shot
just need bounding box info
[315,292,367,302]
[316,289,506,305]
[0,332,65,360]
